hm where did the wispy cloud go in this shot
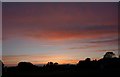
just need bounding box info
[68,45,99,50]
[3,2,117,41]
[2,2,118,65]
[88,38,118,43]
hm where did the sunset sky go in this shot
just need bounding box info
[2,2,118,66]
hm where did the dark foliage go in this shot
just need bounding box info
[1,52,120,77]
[1,57,120,77]
[17,62,37,71]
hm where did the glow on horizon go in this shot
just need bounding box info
[3,54,79,66]
[2,2,118,66]
[3,53,103,66]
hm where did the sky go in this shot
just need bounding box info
[2,2,118,66]
[1,0,120,2]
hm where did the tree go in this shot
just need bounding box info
[46,62,54,66]
[103,52,116,59]
[0,60,4,68]
[54,62,58,66]
[17,62,35,71]
[85,58,91,62]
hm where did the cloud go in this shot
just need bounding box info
[68,45,99,50]
[3,24,118,41]
[2,3,118,65]
[88,38,118,43]
[98,49,118,52]
[3,2,117,41]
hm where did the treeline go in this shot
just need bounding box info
[1,52,120,77]
[1,57,120,72]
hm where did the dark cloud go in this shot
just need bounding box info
[69,45,99,50]
[2,2,118,41]
[88,38,118,43]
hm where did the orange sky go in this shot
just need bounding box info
[2,2,118,66]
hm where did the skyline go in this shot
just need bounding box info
[2,2,118,66]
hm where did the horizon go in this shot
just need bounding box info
[3,52,119,66]
[3,55,119,67]
[3,57,101,66]
[2,2,118,66]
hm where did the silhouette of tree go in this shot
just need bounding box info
[2,57,120,77]
[0,60,4,68]
[17,62,35,71]
[103,52,116,59]
[77,58,92,69]
[46,62,54,66]
[0,60,4,77]
[0,60,4,70]
[54,62,58,66]
[85,58,91,62]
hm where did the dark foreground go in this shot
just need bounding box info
[2,58,120,77]
[3,69,120,77]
